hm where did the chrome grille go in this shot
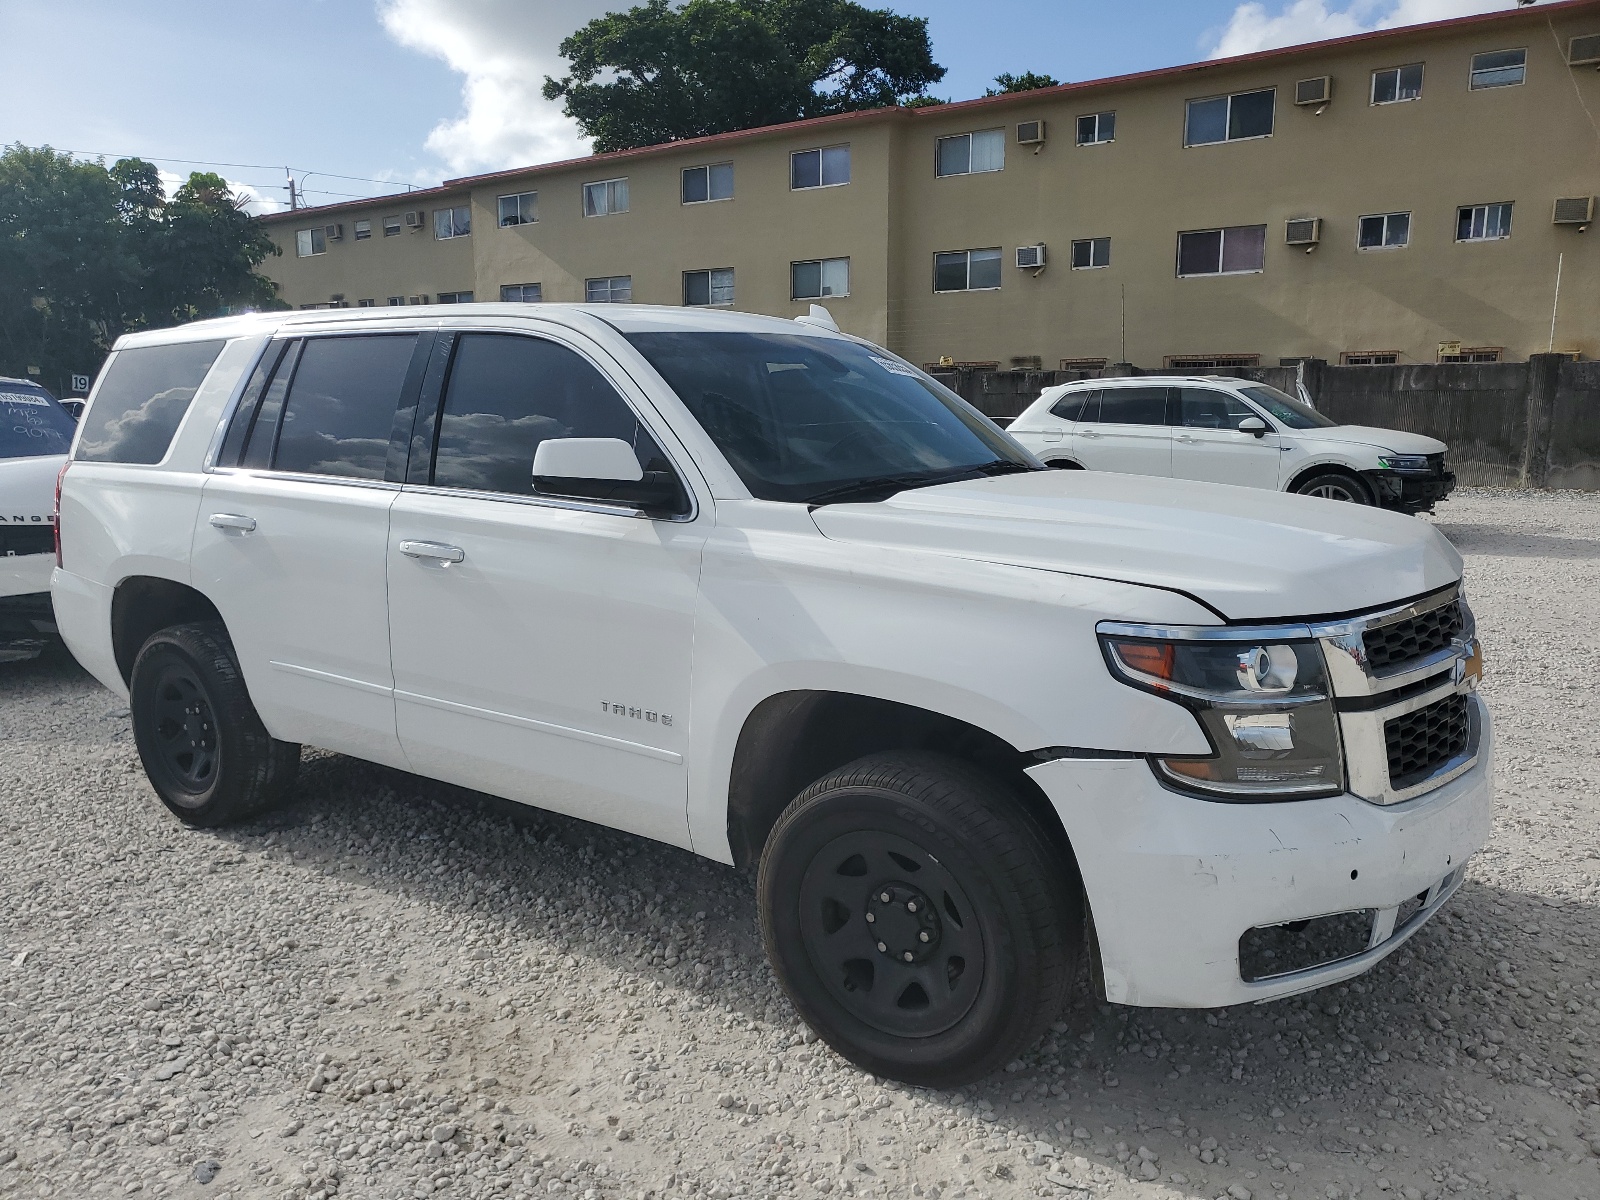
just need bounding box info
[1363,599,1462,672]
[1385,694,1471,790]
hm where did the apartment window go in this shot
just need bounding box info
[583,178,629,217]
[294,228,326,257]
[383,216,402,237]
[586,276,633,303]
[353,219,372,241]
[1070,238,1111,269]
[791,258,849,299]
[437,291,474,303]
[1371,63,1423,104]
[1439,346,1501,363]
[498,191,538,226]
[1470,49,1525,90]
[933,248,1002,292]
[387,296,405,306]
[434,205,471,239]
[1358,211,1411,249]
[791,146,851,190]
[1342,351,1399,365]
[1185,88,1275,146]
[500,283,543,303]
[682,163,734,203]
[1457,202,1512,241]
[1177,225,1268,276]
[357,298,376,308]
[683,268,735,306]
[935,129,1004,177]
[1076,112,1116,145]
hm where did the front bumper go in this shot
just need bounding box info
[1026,697,1493,1008]
[1367,469,1456,513]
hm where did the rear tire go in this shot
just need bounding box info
[129,621,299,827]
[758,753,1082,1086]
[1294,470,1372,504]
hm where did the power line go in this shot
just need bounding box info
[26,144,432,191]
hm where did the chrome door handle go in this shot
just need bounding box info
[399,540,465,564]
[208,513,256,532]
[1079,429,1100,438]
[1175,435,1198,444]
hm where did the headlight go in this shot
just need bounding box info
[1377,454,1432,473]
[1100,632,1344,800]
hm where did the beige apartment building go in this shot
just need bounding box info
[260,0,1600,370]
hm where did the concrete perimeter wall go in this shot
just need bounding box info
[938,354,1599,489]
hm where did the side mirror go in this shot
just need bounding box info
[1237,416,1268,438]
[59,400,85,422]
[532,437,685,514]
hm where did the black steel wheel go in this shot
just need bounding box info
[129,622,299,827]
[1294,471,1372,504]
[759,753,1082,1086]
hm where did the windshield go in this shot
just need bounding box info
[626,331,1036,503]
[0,385,76,459]
[1238,384,1338,430]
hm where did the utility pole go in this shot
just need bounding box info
[285,168,298,211]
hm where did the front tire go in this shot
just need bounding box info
[1294,470,1372,504]
[129,622,299,827]
[758,753,1081,1086]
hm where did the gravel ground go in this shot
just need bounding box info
[2,487,1598,1200]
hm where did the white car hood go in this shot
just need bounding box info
[810,470,1461,622]
[0,454,65,521]
[1293,425,1447,455]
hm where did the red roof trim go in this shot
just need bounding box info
[264,0,1597,224]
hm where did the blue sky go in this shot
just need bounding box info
[5,0,1511,212]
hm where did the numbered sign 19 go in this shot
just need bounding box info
[70,373,90,393]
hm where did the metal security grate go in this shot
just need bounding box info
[1385,694,1470,790]
[1364,598,1463,672]
[0,525,54,557]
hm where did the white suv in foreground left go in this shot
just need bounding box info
[1007,376,1454,514]
[53,305,1489,1085]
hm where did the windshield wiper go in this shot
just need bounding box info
[805,460,1035,507]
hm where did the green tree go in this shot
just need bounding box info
[544,0,946,152]
[0,145,281,396]
[985,71,1062,96]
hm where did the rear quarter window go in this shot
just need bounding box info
[75,340,226,464]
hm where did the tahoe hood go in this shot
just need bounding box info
[810,470,1461,622]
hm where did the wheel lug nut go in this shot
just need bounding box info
[919,931,930,942]
[906,901,917,913]
[865,913,875,923]
[879,892,890,903]
[902,951,914,962]
[876,942,887,953]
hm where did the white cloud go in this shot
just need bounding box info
[377,0,615,175]
[1209,0,1513,58]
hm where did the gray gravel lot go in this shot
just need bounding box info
[2,487,1598,1200]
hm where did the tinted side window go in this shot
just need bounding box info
[1050,390,1096,421]
[273,335,418,479]
[219,341,290,467]
[1095,387,1168,425]
[432,334,670,499]
[75,340,225,463]
[1179,388,1258,429]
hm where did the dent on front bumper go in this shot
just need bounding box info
[1026,699,1493,1009]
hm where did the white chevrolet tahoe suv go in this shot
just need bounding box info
[1007,376,1455,514]
[53,306,1491,1085]
[1,376,77,657]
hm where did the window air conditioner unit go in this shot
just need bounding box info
[1016,244,1047,269]
[1553,196,1596,225]
[1568,33,1600,66]
[404,211,424,228]
[324,223,343,241]
[1016,120,1047,145]
[1294,76,1332,105]
[1285,217,1322,246]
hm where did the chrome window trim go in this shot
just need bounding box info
[206,466,401,492]
[398,482,696,524]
